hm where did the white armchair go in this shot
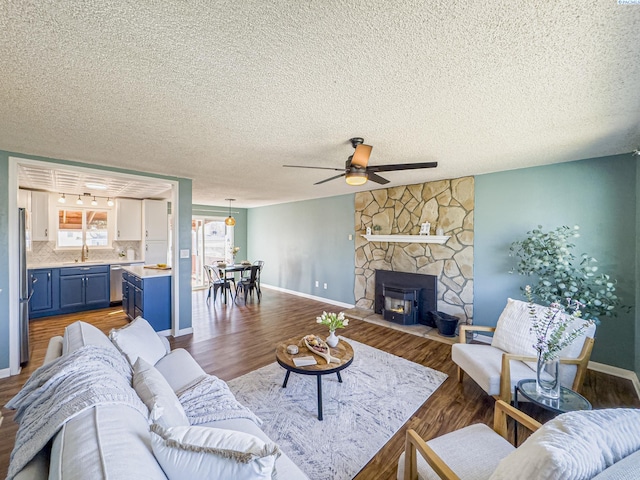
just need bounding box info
[451,298,595,403]
[398,401,640,480]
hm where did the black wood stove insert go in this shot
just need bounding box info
[374,270,437,326]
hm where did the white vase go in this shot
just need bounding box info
[326,330,339,348]
[536,354,560,399]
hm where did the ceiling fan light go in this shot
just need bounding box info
[345,171,368,186]
[351,144,372,168]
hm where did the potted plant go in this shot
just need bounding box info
[509,225,621,322]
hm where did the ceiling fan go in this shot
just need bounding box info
[283,137,438,186]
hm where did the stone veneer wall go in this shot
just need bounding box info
[354,177,474,324]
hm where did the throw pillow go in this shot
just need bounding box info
[110,316,168,366]
[489,408,640,480]
[133,357,189,428]
[491,298,540,360]
[63,321,120,355]
[150,424,280,480]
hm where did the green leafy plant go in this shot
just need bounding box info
[509,225,620,322]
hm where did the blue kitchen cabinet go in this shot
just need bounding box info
[29,268,60,318]
[59,265,110,313]
[122,270,171,332]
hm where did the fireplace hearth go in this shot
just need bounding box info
[375,270,437,326]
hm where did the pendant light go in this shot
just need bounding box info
[91,196,98,206]
[58,193,66,204]
[107,197,114,207]
[76,195,83,205]
[224,198,236,226]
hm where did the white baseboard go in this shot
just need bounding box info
[174,327,193,337]
[261,284,355,310]
[0,367,11,379]
[588,361,640,400]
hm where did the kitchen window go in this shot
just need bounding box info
[57,208,110,248]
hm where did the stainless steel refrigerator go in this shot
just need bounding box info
[18,207,31,365]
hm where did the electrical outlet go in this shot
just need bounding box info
[323,283,327,289]
[179,249,189,259]
[348,234,353,240]
[315,281,319,287]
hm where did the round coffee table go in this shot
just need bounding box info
[275,335,354,420]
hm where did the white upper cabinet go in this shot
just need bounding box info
[143,199,168,241]
[116,198,142,241]
[18,188,31,209]
[31,191,50,241]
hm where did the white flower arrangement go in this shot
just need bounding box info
[316,311,349,332]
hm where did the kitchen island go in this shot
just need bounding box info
[121,265,172,333]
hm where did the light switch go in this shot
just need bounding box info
[180,249,190,259]
[348,234,353,240]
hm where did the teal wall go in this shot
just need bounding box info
[247,194,356,305]
[0,150,193,368]
[0,153,9,369]
[192,204,248,263]
[474,154,636,370]
[636,158,640,376]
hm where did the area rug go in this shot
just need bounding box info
[227,338,447,480]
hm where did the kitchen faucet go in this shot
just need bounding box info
[81,244,89,262]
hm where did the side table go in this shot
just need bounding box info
[513,379,591,445]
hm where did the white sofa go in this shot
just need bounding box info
[11,319,308,480]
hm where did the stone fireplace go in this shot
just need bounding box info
[354,177,474,324]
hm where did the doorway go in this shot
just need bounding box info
[191,216,233,288]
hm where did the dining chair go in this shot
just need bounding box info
[204,265,234,304]
[235,265,261,305]
[253,260,264,297]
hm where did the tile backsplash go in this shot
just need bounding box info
[28,241,142,266]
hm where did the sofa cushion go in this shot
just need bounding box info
[204,418,309,479]
[109,317,168,366]
[133,358,190,428]
[150,423,280,480]
[49,405,167,480]
[396,424,514,480]
[63,321,119,356]
[489,408,640,480]
[154,348,207,393]
[451,343,539,396]
[591,449,640,479]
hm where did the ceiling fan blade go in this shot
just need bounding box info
[367,173,390,185]
[314,173,346,185]
[283,165,344,171]
[351,144,372,168]
[367,161,438,173]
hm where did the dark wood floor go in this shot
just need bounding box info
[1,288,638,479]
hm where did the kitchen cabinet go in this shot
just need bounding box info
[28,268,60,318]
[59,265,110,312]
[116,198,142,241]
[143,199,168,241]
[143,199,169,264]
[31,191,50,241]
[122,268,171,332]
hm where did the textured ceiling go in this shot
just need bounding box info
[1,1,639,208]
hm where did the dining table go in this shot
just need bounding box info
[215,263,252,304]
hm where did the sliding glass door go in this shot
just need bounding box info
[191,216,233,288]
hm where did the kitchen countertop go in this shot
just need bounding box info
[121,265,172,279]
[28,259,145,269]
